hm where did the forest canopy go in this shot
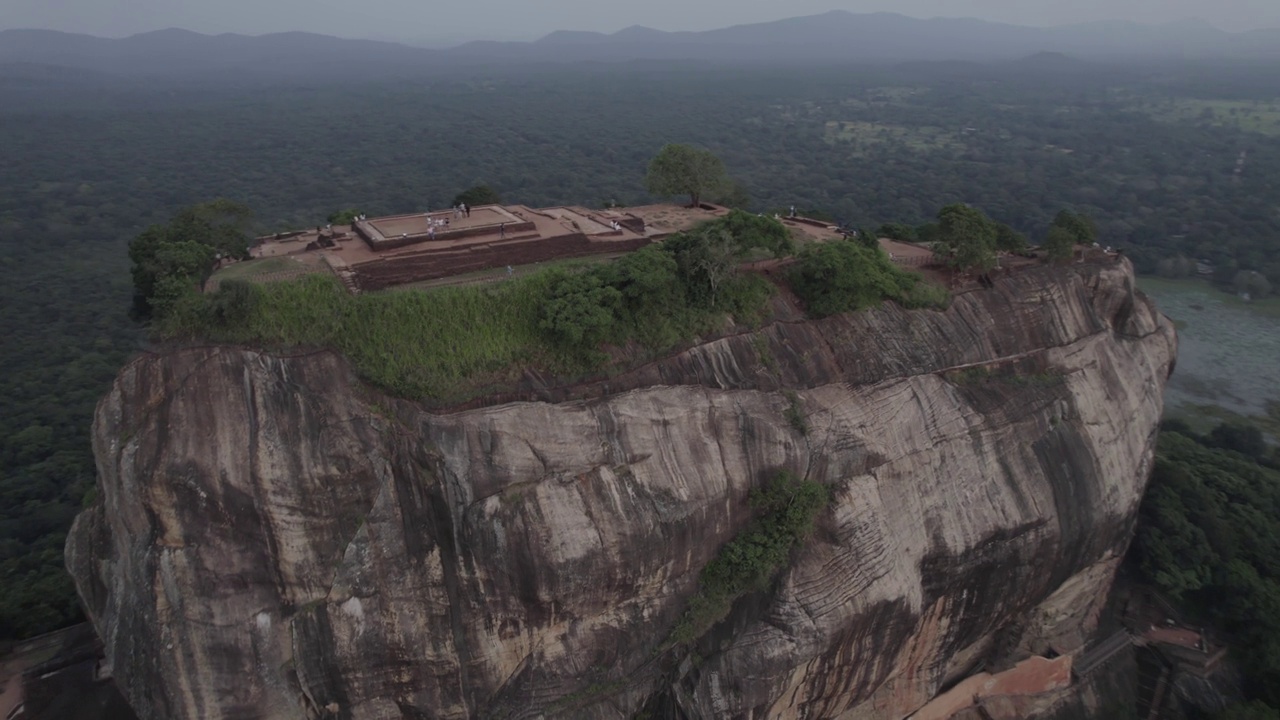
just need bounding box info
[4,57,1280,642]
[1134,422,1280,707]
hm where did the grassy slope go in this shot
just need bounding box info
[169,248,944,404]
[169,272,557,402]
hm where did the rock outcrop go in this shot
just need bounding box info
[66,259,1176,720]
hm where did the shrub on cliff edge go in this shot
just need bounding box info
[128,199,253,316]
[666,472,829,647]
[159,213,790,402]
[789,240,947,317]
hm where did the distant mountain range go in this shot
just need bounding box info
[2,11,1279,78]
[0,28,434,78]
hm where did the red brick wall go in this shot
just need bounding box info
[352,235,652,291]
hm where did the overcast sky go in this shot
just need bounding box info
[5,0,1280,44]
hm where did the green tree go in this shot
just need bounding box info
[995,223,1028,252]
[128,200,252,316]
[1233,270,1273,299]
[1208,423,1268,459]
[935,204,997,273]
[660,212,788,306]
[606,246,683,315]
[706,209,794,258]
[667,472,829,646]
[8,425,54,466]
[1156,256,1196,278]
[602,246,687,348]
[645,144,729,208]
[876,223,917,242]
[135,241,218,316]
[1042,226,1077,263]
[538,271,622,349]
[790,241,917,317]
[1051,209,1097,246]
[855,228,879,250]
[665,228,740,304]
[207,279,261,328]
[452,184,502,208]
[167,199,254,259]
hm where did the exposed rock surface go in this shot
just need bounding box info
[67,259,1176,719]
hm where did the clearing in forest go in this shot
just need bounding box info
[822,121,963,152]
[1132,98,1280,135]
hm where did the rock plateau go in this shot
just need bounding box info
[67,259,1176,719]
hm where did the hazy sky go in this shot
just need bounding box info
[5,0,1280,44]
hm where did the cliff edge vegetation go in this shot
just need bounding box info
[150,208,944,402]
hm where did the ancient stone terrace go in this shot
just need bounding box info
[246,202,850,293]
[354,206,533,251]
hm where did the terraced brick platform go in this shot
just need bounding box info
[244,202,853,294]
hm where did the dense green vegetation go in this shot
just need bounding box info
[666,472,829,647]
[1133,422,1280,708]
[3,57,1280,642]
[644,143,730,208]
[789,240,948,317]
[128,199,254,315]
[159,211,798,400]
[933,203,1000,272]
[921,203,1095,271]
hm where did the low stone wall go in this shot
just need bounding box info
[352,234,652,291]
[263,230,308,242]
[355,216,536,252]
[618,215,646,234]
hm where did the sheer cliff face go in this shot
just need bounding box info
[67,260,1176,720]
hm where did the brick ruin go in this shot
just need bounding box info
[249,203,709,293]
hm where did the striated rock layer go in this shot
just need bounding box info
[67,259,1176,720]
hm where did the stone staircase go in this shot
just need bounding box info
[322,254,362,294]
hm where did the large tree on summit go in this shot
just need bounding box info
[128,199,253,316]
[645,144,729,208]
[934,203,998,273]
[1051,209,1097,246]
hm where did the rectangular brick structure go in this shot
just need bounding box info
[246,202,849,294]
